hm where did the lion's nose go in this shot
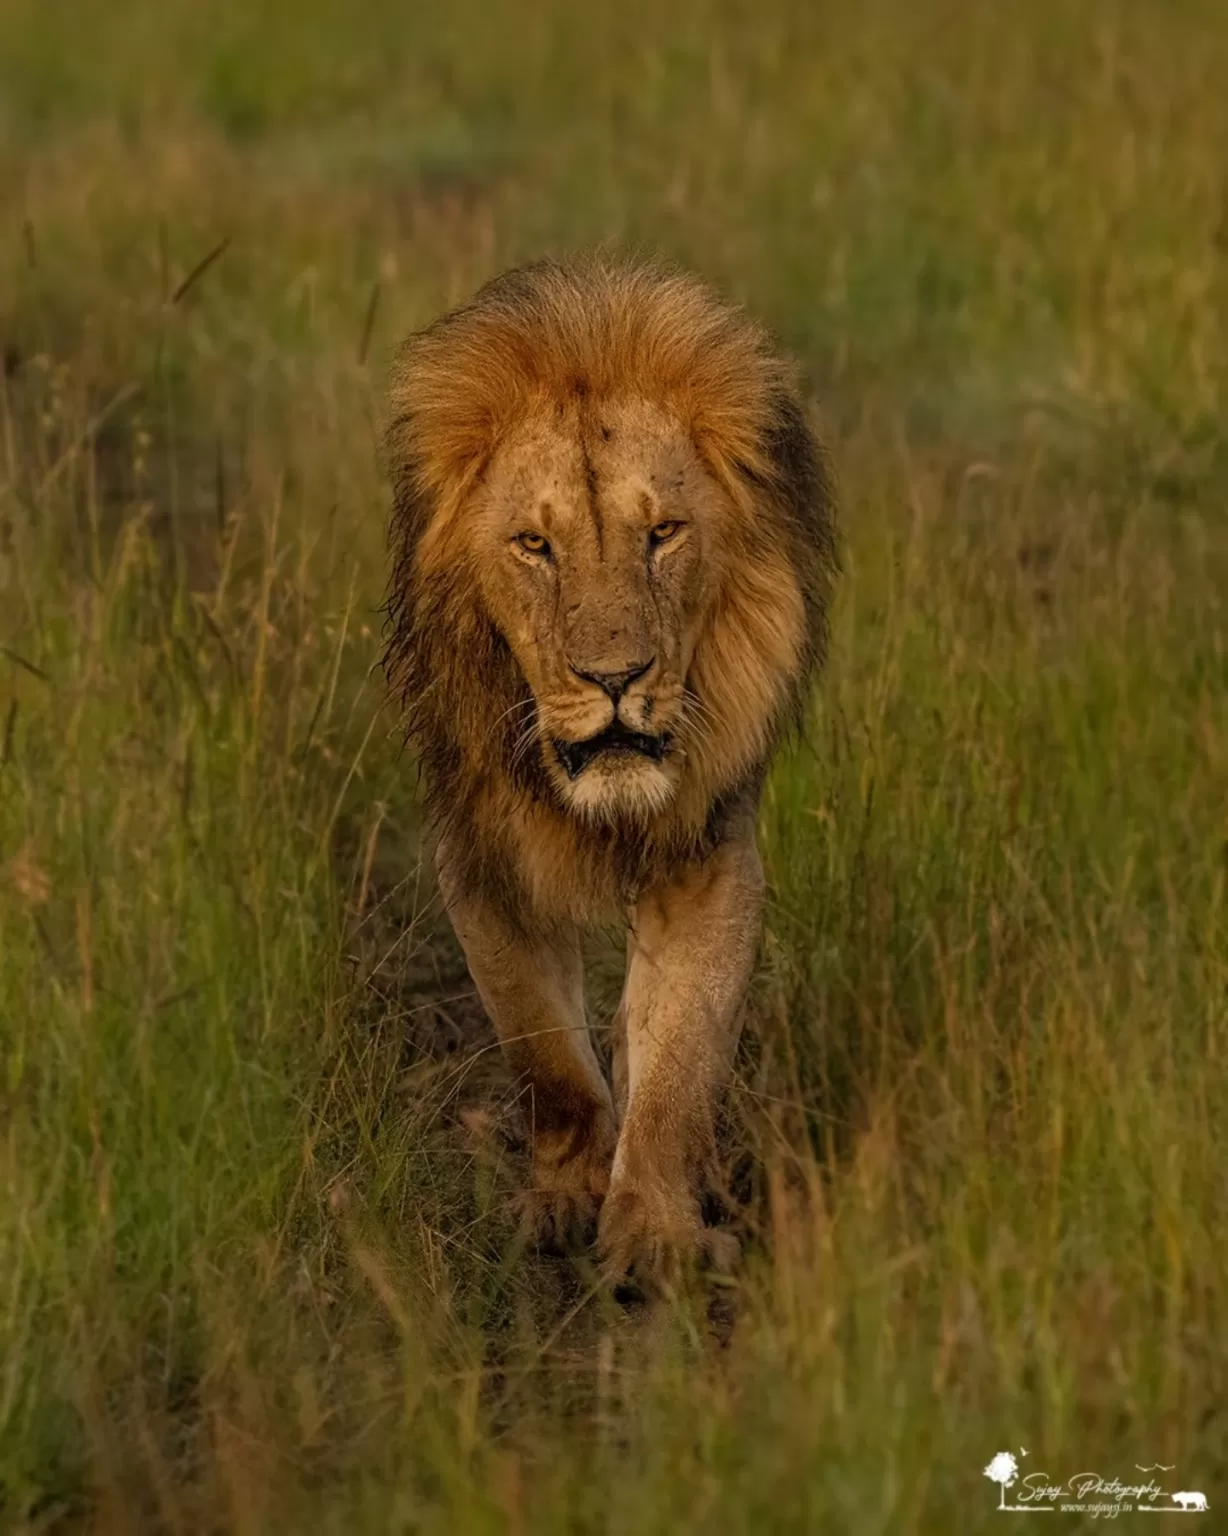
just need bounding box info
[569,657,655,704]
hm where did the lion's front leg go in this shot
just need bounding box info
[438,843,616,1250]
[599,818,764,1285]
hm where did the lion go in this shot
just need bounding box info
[382,256,836,1282]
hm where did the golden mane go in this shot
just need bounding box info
[382,256,836,924]
[389,259,810,513]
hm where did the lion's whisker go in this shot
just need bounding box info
[490,697,538,751]
[681,689,727,734]
[508,718,543,774]
[678,695,721,752]
[490,696,536,733]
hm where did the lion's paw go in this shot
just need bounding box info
[516,1183,604,1253]
[597,1181,739,1292]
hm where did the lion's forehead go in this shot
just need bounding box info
[486,398,703,534]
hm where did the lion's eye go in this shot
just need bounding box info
[649,520,684,546]
[514,531,551,557]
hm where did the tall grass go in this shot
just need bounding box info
[1,0,1225,1530]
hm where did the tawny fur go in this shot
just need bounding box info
[381,256,836,1277]
[384,256,835,928]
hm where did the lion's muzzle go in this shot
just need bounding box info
[553,723,672,779]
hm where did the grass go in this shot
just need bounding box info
[1,0,1225,1529]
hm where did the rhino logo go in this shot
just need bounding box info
[1172,1491,1208,1512]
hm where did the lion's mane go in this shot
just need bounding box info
[382,257,836,921]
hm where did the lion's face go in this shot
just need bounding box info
[385,258,836,881]
[474,396,724,821]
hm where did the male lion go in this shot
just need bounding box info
[383,257,835,1281]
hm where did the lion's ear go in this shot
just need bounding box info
[761,391,817,500]
[703,379,834,555]
[382,321,508,544]
[762,388,838,681]
[382,415,429,552]
[759,389,836,557]
[713,383,837,689]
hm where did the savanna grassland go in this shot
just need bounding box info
[1,1,1225,1530]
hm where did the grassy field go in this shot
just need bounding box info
[1,0,1225,1529]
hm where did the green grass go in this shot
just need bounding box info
[1,0,1226,1530]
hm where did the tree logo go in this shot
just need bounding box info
[983,1451,1049,1514]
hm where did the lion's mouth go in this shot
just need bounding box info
[552,723,671,779]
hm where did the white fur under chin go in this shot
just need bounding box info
[562,759,678,824]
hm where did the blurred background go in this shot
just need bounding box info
[0,1,1225,1531]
